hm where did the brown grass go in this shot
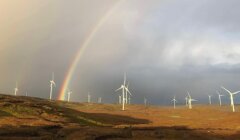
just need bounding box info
[0,94,240,139]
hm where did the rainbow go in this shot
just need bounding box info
[58,0,125,100]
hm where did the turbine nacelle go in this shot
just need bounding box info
[50,80,56,87]
[216,91,224,97]
[172,99,177,102]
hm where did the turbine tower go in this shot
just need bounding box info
[171,96,177,109]
[115,73,127,110]
[98,97,102,103]
[221,86,240,112]
[216,91,224,106]
[208,95,212,105]
[128,97,131,104]
[187,92,197,109]
[119,95,122,104]
[67,89,72,102]
[49,72,56,100]
[185,96,188,106]
[14,82,18,96]
[144,97,147,107]
[87,92,91,103]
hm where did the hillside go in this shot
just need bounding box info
[0,94,239,139]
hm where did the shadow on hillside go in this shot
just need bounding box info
[0,125,62,139]
[0,94,151,126]
[61,108,151,126]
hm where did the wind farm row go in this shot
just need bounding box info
[10,72,240,112]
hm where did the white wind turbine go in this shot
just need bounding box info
[208,94,212,105]
[221,86,240,112]
[87,92,91,103]
[171,96,177,109]
[14,82,18,96]
[119,95,122,104]
[125,82,132,105]
[49,73,56,100]
[128,97,131,104]
[185,96,188,106]
[98,97,102,103]
[216,91,224,106]
[67,89,72,102]
[144,97,147,107]
[115,73,127,110]
[187,92,197,109]
[125,85,128,104]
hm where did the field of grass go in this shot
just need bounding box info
[0,94,239,139]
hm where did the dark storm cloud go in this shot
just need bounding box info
[1,0,240,105]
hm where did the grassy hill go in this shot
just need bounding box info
[0,94,239,139]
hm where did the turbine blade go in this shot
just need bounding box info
[127,82,129,89]
[115,87,122,92]
[124,73,126,86]
[221,86,232,95]
[125,87,132,96]
[52,72,55,81]
[53,81,56,87]
[233,91,240,95]
[187,92,191,98]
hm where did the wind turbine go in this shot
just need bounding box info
[144,97,147,107]
[128,97,131,104]
[98,97,102,103]
[125,86,128,104]
[187,92,197,109]
[208,95,212,105]
[14,82,18,96]
[185,96,188,106]
[115,73,127,110]
[216,91,224,106]
[171,96,177,109]
[125,82,132,105]
[87,92,91,103]
[49,72,56,100]
[221,86,240,112]
[25,91,28,96]
[67,89,72,102]
[119,95,122,104]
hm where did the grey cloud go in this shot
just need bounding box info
[1,0,240,105]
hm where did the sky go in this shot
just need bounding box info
[1,0,240,105]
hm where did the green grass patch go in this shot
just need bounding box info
[76,116,112,126]
[0,110,13,117]
[1,105,39,118]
